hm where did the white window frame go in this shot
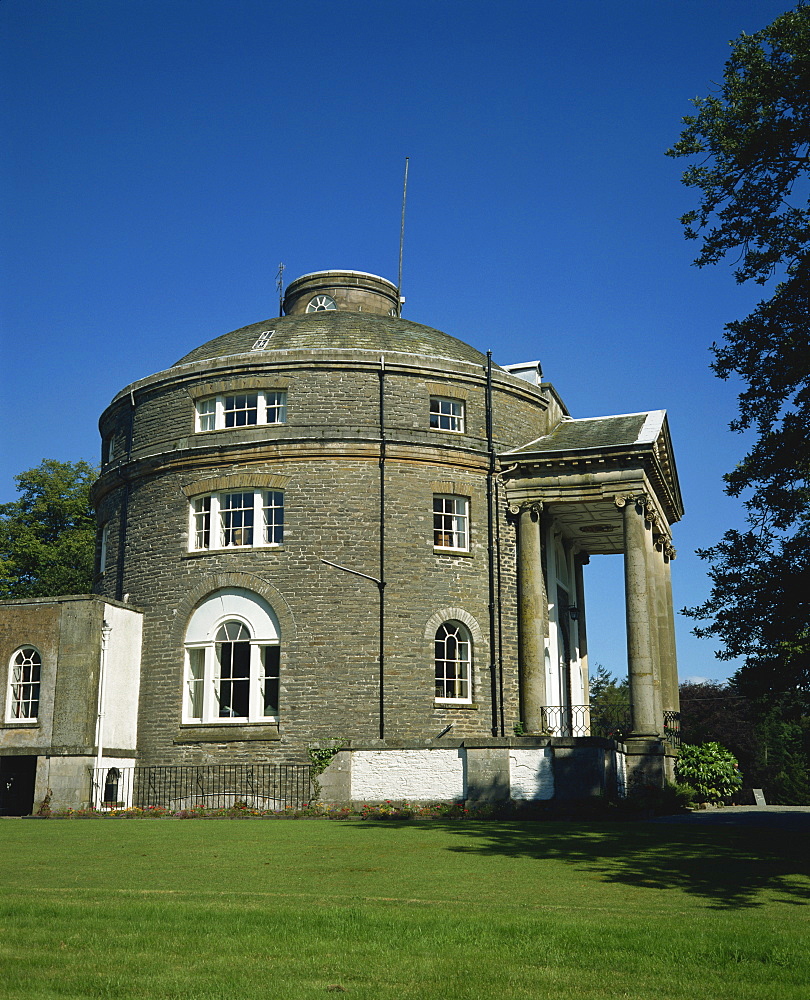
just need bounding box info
[430,397,465,433]
[433,495,469,551]
[190,490,284,551]
[434,621,472,704]
[195,390,287,432]
[306,294,337,312]
[184,618,280,724]
[7,646,42,722]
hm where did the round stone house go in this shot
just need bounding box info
[92,271,566,765]
[2,268,684,812]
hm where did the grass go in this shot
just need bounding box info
[0,817,808,999]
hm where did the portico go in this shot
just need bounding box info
[501,410,684,786]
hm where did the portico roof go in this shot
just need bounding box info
[504,410,667,456]
[500,411,684,555]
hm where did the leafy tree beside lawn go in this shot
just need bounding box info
[0,459,97,599]
[668,5,810,703]
[668,5,810,800]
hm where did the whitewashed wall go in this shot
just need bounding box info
[350,748,465,801]
[616,749,628,799]
[508,748,554,800]
[102,604,142,751]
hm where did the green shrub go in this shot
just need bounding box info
[675,742,743,803]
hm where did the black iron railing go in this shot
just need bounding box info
[537,706,681,744]
[663,711,681,749]
[89,764,312,812]
[539,704,631,739]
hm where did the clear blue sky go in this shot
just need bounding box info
[1,0,796,684]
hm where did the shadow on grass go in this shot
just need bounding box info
[358,817,810,910]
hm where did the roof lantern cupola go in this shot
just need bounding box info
[282,270,400,317]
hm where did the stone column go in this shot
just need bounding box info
[617,495,660,737]
[646,536,664,733]
[659,545,680,715]
[514,503,548,733]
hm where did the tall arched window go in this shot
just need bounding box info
[434,621,472,703]
[7,647,41,721]
[184,589,280,724]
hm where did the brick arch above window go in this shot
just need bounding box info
[423,607,483,645]
[171,572,297,650]
[182,473,290,499]
[426,382,470,401]
[187,377,290,401]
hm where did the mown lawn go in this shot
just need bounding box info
[0,817,807,999]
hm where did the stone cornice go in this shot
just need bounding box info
[91,441,492,505]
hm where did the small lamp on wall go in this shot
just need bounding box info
[568,606,580,622]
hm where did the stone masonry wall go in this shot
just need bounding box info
[93,350,544,767]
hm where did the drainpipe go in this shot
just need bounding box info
[93,618,112,806]
[485,352,499,736]
[378,355,386,739]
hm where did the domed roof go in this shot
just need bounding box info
[173,311,494,369]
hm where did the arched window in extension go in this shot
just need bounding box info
[184,588,280,724]
[434,621,472,704]
[7,647,41,721]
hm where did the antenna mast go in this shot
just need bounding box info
[397,157,409,318]
[276,262,286,317]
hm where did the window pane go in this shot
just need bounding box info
[221,493,254,546]
[430,397,464,432]
[194,497,211,549]
[224,394,258,427]
[216,622,251,718]
[435,622,470,701]
[10,647,41,719]
[197,398,217,431]
[265,391,286,424]
[262,646,280,716]
[433,496,468,550]
[187,648,205,720]
[263,491,284,544]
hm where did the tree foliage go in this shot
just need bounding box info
[0,460,97,599]
[668,5,810,698]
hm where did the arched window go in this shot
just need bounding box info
[7,647,41,721]
[306,294,337,312]
[434,621,472,703]
[184,589,280,724]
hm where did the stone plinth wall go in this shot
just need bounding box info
[318,738,628,805]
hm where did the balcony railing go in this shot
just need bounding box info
[663,711,681,749]
[89,763,312,812]
[537,706,681,745]
[539,704,631,739]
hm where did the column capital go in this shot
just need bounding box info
[508,500,542,517]
[613,492,648,510]
[614,493,666,534]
